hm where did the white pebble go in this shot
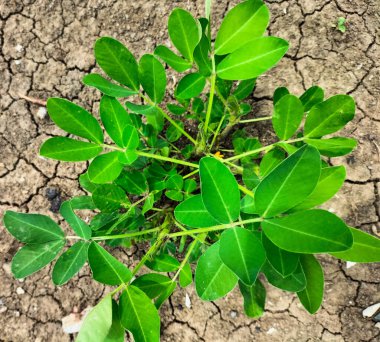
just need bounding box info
[230,310,237,318]
[362,303,380,318]
[0,307,7,314]
[15,44,24,52]
[16,287,25,295]
[267,327,277,335]
[185,293,191,309]
[36,107,47,119]
[346,261,357,269]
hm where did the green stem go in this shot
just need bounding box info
[93,227,161,241]
[136,150,198,168]
[209,114,226,151]
[238,184,254,198]
[183,169,199,179]
[203,56,216,143]
[239,116,272,124]
[172,239,197,282]
[168,217,263,238]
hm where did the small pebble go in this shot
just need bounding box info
[36,107,47,119]
[230,310,237,318]
[16,287,25,295]
[346,261,357,269]
[15,44,24,52]
[0,307,7,314]
[185,293,191,309]
[267,327,277,335]
[2,263,11,275]
[362,302,380,318]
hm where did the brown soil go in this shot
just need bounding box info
[1,0,379,341]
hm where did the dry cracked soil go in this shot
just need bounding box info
[0,0,380,341]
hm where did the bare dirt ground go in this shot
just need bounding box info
[0,0,379,341]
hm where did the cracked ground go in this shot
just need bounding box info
[0,0,379,341]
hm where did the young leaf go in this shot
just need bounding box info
[116,170,147,195]
[304,95,355,138]
[297,255,324,314]
[200,157,240,224]
[88,242,132,285]
[259,148,285,177]
[299,86,324,112]
[145,253,180,272]
[305,137,357,157]
[262,261,306,292]
[272,94,304,140]
[262,233,299,277]
[60,200,92,239]
[52,241,89,285]
[100,96,133,148]
[92,184,128,213]
[139,54,166,103]
[40,137,102,162]
[119,285,160,342]
[262,209,353,253]
[179,262,193,288]
[46,98,103,144]
[219,227,266,285]
[233,79,256,100]
[154,45,192,72]
[194,35,212,77]
[95,37,139,91]
[11,240,65,279]
[331,227,380,263]
[76,295,113,342]
[195,242,238,301]
[168,8,201,61]
[289,166,346,212]
[273,86,290,104]
[83,74,138,98]
[175,73,206,100]
[243,165,260,189]
[122,125,139,150]
[174,194,221,228]
[239,279,266,318]
[255,145,321,217]
[88,152,124,184]
[215,0,269,55]
[166,174,183,190]
[3,211,64,243]
[217,37,289,80]
[132,274,173,298]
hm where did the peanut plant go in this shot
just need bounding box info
[3,1,380,341]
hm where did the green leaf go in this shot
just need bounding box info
[240,195,256,214]
[200,157,240,224]
[60,200,92,239]
[166,174,183,190]
[142,193,155,215]
[305,137,357,157]
[175,73,206,100]
[3,211,64,243]
[174,194,221,228]
[297,255,324,314]
[331,227,380,262]
[166,121,183,142]
[100,96,133,148]
[168,8,201,61]
[104,300,125,342]
[52,241,89,285]
[233,79,256,100]
[122,125,139,150]
[139,54,166,103]
[272,94,304,140]
[273,86,290,104]
[214,0,269,55]
[299,86,324,112]
[119,285,160,342]
[262,233,299,276]
[70,196,97,210]
[255,145,321,217]
[183,179,197,193]
[194,35,212,77]
[145,253,180,272]
[262,261,306,292]
[46,98,103,144]
[239,279,266,318]
[154,45,192,72]
[262,209,353,253]
[88,152,124,184]
[195,242,238,301]
[79,172,99,193]
[259,148,285,177]
[217,37,289,80]
[40,137,102,162]
[243,165,260,188]
[179,262,192,287]
[155,282,176,309]
[88,242,132,285]
[132,274,173,299]
[83,74,138,98]
[11,240,65,279]
[92,184,128,213]
[289,166,346,212]
[219,227,266,285]
[116,170,147,195]
[95,37,139,91]
[304,95,355,138]
[76,295,113,342]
